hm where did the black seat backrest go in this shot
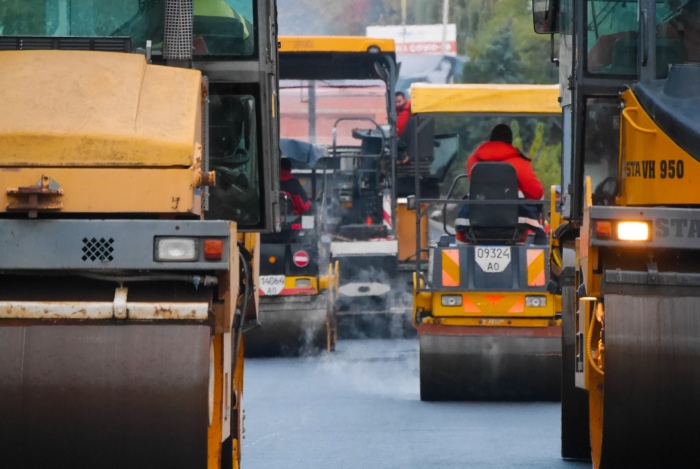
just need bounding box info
[469,162,519,228]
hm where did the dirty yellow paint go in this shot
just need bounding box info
[0,51,201,167]
[1,168,198,213]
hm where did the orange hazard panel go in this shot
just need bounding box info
[527,249,546,287]
[442,249,460,287]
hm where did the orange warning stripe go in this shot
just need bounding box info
[442,249,460,287]
[526,249,546,287]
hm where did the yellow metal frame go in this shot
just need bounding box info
[423,316,560,328]
[279,36,395,54]
[433,291,556,318]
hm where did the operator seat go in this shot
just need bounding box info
[463,162,524,245]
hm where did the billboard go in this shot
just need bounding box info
[366,24,458,56]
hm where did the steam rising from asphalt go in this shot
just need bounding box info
[317,339,419,399]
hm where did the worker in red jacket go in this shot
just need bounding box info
[467,124,544,199]
[456,124,545,243]
[396,91,411,136]
[280,158,310,215]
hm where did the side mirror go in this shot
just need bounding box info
[406,195,416,211]
[532,0,561,34]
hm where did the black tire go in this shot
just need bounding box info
[560,286,592,460]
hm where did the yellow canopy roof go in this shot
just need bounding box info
[411,84,561,115]
[280,36,395,54]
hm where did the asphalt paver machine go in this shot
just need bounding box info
[0,0,279,467]
[409,83,563,401]
[277,36,408,333]
[534,0,700,466]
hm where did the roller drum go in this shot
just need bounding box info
[597,294,700,468]
[0,323,211,469]
[561,286,591,460]
[245,293,330,357]
[419,328,561,402]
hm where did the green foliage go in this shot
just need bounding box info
[460,0,557,84]
[463,20,527,83]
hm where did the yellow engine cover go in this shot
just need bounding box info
[618,89,700,206]
[0,50,201,168]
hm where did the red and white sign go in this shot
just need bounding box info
[293,251,310,267]
[366,24,458,56]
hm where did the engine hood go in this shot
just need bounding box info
[0,50,201,167]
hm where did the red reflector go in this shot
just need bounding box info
[595,221,612,239]
[292,223,302,230]
[204,239,224,260]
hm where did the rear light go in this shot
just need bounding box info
[617,221,650,241]
[441,295,463,307]
[595,221,612,239]
[292,223,302,230]
[155,238,197,261]
[295,278,312,288]
[366,217,372,225]
[526,295,547,307]
[204,239,224,260]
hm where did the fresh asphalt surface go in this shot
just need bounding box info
[243,339,592,469]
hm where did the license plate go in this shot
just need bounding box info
[259,275,285,296]
[474,246,511,273]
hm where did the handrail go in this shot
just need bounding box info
[622,107,657,135]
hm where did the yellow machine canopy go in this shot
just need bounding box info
[411,84,561,115]
[279,36,395,54]
[279,36,396,81]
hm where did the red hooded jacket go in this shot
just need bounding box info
[280,169,311,215]
[467,141,544,200]
[396,101,411,136]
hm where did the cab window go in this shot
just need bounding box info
[193,0,255,56]
[654,0,700,78]
[585,0,639,76]
[206,93,262,225]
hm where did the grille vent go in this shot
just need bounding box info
[0,36,131,52]
[82,237,115,262]
[163,0,193,60]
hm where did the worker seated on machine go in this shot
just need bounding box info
[455,124,546,245]
[280,158,311,216]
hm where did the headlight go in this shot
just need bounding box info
[617,221,650,241]
[526,295,547,307]
[156,238,197,261]
[441,295,463,307]
[295,278,312,288]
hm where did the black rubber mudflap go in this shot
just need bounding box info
[419,332,561,402]
[599,295,700,468]
[0,323,211,469]
[560,286,592,461]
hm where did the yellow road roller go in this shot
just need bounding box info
[0,1,279,467]
[409,83,563,401]
[534,0,700,466]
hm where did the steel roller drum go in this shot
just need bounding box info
[0,323,211,469]
[419,327,561,401]
[245,294,329,357]
[560,286,592,460]
[598,295,700,468]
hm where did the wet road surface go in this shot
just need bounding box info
[243,339,592,469]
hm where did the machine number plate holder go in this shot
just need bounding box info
[259,275,285,295]
[475,246,511,273]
